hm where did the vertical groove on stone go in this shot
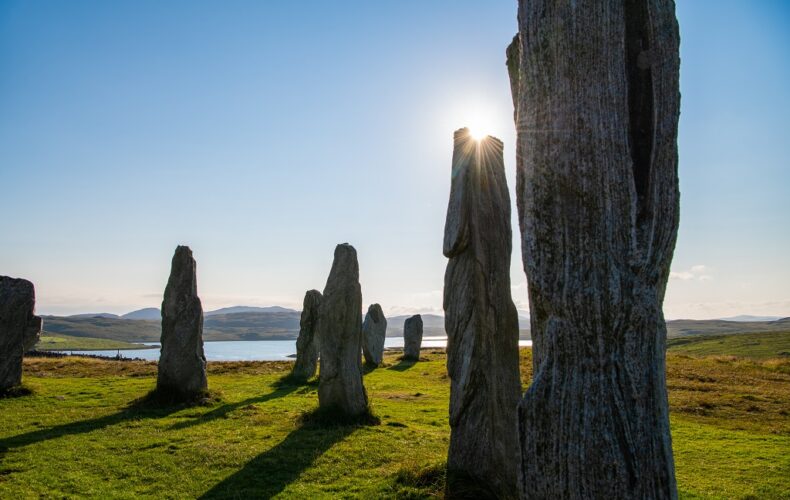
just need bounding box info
[625,0,655,222]
[508,0,680,498]
[443,129,522,498]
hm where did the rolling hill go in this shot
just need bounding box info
[121,308,161,320]
[40,309,790,346]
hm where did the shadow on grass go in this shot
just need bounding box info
[388,461,446,497]
[200,407,377,499]
[0,385,33,399]
[0,390,189,454]
[362,361,381,375]
[388,358,418,372]
[168,378,303,431]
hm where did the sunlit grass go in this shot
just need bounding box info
[0,349,787,498]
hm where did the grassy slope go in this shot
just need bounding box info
[667,318,790,338]
[34,333,151,351]
[668,331,790,360]
[41,313,304,343]
[1,351,788,499]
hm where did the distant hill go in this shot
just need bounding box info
[388,314,444,328]
[68,313,120,319]
[205,306,297,316]
[666,318,790,338]
[41,309,790,345]
[114,305,298,320]
[121,308,161,320]
[42,310,303,343]
[718,315,783,322]
[42,316,160,342]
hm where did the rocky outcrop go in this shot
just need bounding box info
[362,303,387,366]
[0,277,42,392]
[443,128,521,498]
[157,246,208,398]
[317,244,368,416]
[402,314,423,361]
[508,2,681,497]
[292,289,322,381]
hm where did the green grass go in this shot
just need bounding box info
[0,350,788,498]
[668,331,790,360]
[35,332,152,351]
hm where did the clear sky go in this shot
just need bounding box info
[1,1,788,319]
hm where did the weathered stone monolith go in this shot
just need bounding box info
[443,128,521,498]
[157,245,207,398]
[402,314,422,361]
[317,243,368,416]
[508,1,680,497]
[22,316,42,353]
[0,277,42,392]
[292,289,322,381]
[362,303,387,366]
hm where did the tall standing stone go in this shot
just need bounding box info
[443,128,521,498]
[402,314,423,361]
[0,277,42,392]
[157,245,208,398]
[292,289,322,381]
[508,1,680,497]
[362,303,387,366]
[317,243,368,416]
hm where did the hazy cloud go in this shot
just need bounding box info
[670,264,712,282]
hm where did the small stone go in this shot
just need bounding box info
[0,276,42,392]
[157,246,207,398]
[403,314,423,361]
[362,303,387,366]
[292,289,322,381]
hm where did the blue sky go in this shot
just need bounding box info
[1,1,788,319]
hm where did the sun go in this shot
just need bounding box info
[440,96,505,142]
[467,126,488,141]
[462,108,498,141]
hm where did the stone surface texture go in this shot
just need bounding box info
[292,289,322,380]
[362,303,387,366]
[443,128,522,498]
[157,246,208,397]
[402,314,423,361]
[508,1,680,497]
[317,243,368,416]
[0,277,42,391]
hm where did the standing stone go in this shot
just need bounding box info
[317,243,368,416]
[157,245,208,398]
[508,1,680,497]
[0,277,42,392]
[402,314,423,361]
[362,303,387,366]
[292,289,322,381]
[443,128,521,498]
[22,315,42,353]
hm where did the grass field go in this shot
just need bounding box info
[668,331,790,360]
[35,332,151,351]
[1,349,788,499]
